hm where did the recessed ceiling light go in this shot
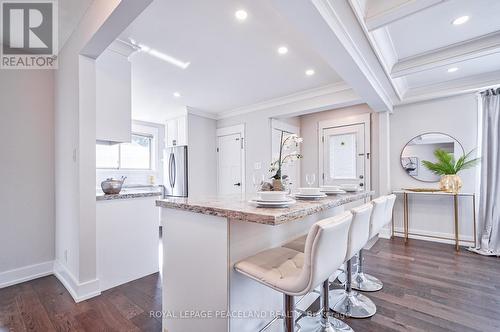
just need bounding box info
[305,69,315,76]
[447,67,459,73]
[452,15,469,25]
[173,92,181,98]
[235,10,248,21]
[277,46,288,55]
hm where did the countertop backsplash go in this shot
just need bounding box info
[96,169,162,189]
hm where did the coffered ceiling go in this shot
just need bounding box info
[349,0,500,103]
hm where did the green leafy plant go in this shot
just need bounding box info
[422,149,480,175]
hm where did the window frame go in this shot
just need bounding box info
[96,132,154,171]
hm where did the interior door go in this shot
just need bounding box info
[322,124,366,189]
[217,133,243,196]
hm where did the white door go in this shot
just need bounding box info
[217,133,243,196]
[322,123,367,190]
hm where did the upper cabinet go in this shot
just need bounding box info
[166,116,187,147]
[96,46,132,143]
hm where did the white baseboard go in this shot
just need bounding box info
[53,260,101,302]
[0,261,54,289]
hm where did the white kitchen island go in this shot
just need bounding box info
[156,191,371,332]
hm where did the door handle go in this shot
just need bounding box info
[359,183,364,187]
[234,183,241,186]
[168,153,174,188]
[359,175,364,179]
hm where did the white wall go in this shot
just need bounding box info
[188,113,217,197]
[390,94,479,244]
[217,113,272,195]
[300,104,382,194]
[54,0,151,301]
[0,70,55,286]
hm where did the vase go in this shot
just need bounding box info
[272,178,284,191]
[439,175,462,193]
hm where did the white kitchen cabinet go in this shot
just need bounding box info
[166,116,187,146]
[96,48,131,143]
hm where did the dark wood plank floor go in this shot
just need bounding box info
[1,238,499,331]
[0,273,161,332]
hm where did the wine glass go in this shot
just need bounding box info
[305,174,315,187]
[252,172,265,193]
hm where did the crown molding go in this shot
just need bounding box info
[186,106,218,120]
[392,31,500,78]
[399,69,500,105]
[216,82,352,119]
[365,0,445,32]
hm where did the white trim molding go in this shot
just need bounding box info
[53,260,101,303]
[0,261,54,289]
[365,0,445,32]
[217,82,352,119]
[401,70,500,105]
[392,31,500,78]
[186,106,218,120]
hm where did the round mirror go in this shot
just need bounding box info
[400,132,464,182]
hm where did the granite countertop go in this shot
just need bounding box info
[96,187,162,201]
[156,191,373,225]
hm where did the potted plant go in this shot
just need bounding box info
[269,131,303,191]
[422,149,480,193]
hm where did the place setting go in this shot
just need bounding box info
[249,190,296,208]
[291,187,327,200]
[290,174,327,200]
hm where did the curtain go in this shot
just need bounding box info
[471,88,500,256]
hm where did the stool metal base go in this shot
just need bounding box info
[298,315,353,332]
[352,272,383,292]
[329,289,377,318]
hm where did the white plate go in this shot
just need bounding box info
[249,199,296,207]
[321,189,347,195]
[253,197,294,203]
[292,193,327,200]
[257,191,288,201]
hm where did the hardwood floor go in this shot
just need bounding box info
[1,238,499,331]
[0,273,161,332]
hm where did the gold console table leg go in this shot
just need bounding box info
[453,194,459,252]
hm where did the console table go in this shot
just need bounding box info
[392,190,477,252]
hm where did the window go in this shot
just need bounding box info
[96,134,152,170]
[328,133,356,179]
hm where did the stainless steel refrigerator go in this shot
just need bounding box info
[164,146,188,197]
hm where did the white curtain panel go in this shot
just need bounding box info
[472,88,500,256]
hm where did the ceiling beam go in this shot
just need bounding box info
[400,69,500,104]
[216,83,362,119]
[365,0,446,32]
[391,31,500,78]
[271,0,397,112]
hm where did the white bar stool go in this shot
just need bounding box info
[235,212,353,332]
[329,203,377,318]
[351,194,396,292]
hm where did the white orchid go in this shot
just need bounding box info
[270,131,304,180]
